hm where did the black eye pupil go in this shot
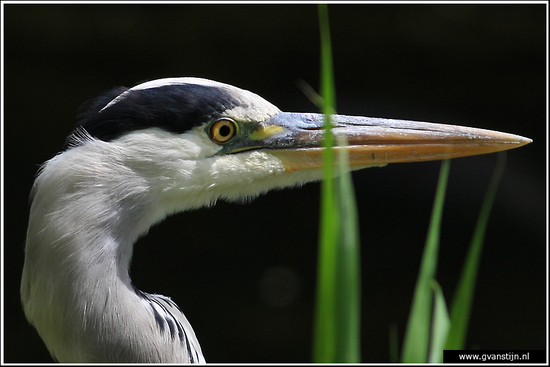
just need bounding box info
[219,125,231,137]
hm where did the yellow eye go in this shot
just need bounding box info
[210,119,237,143]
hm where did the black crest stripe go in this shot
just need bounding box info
[63,83,241,150]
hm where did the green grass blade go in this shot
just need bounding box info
[313,3,337,362]
[313,4,361,363]
[445,153,507,350]
[401,159,450,363]
[334,135,361,362]
[428,279,450,363]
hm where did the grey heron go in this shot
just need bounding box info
[20,77,531,363]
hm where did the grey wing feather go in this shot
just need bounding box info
[141,292,206,363]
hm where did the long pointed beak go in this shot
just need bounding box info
[255,112,531,171]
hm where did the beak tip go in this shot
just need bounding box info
[508,134,532,148]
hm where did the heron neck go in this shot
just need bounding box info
[24,177,156,291]
[21,156,163,360]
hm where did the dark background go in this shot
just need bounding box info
[3,3,546,363]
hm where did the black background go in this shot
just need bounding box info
[3,3,546,363]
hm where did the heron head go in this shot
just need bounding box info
[62,77,531,212]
